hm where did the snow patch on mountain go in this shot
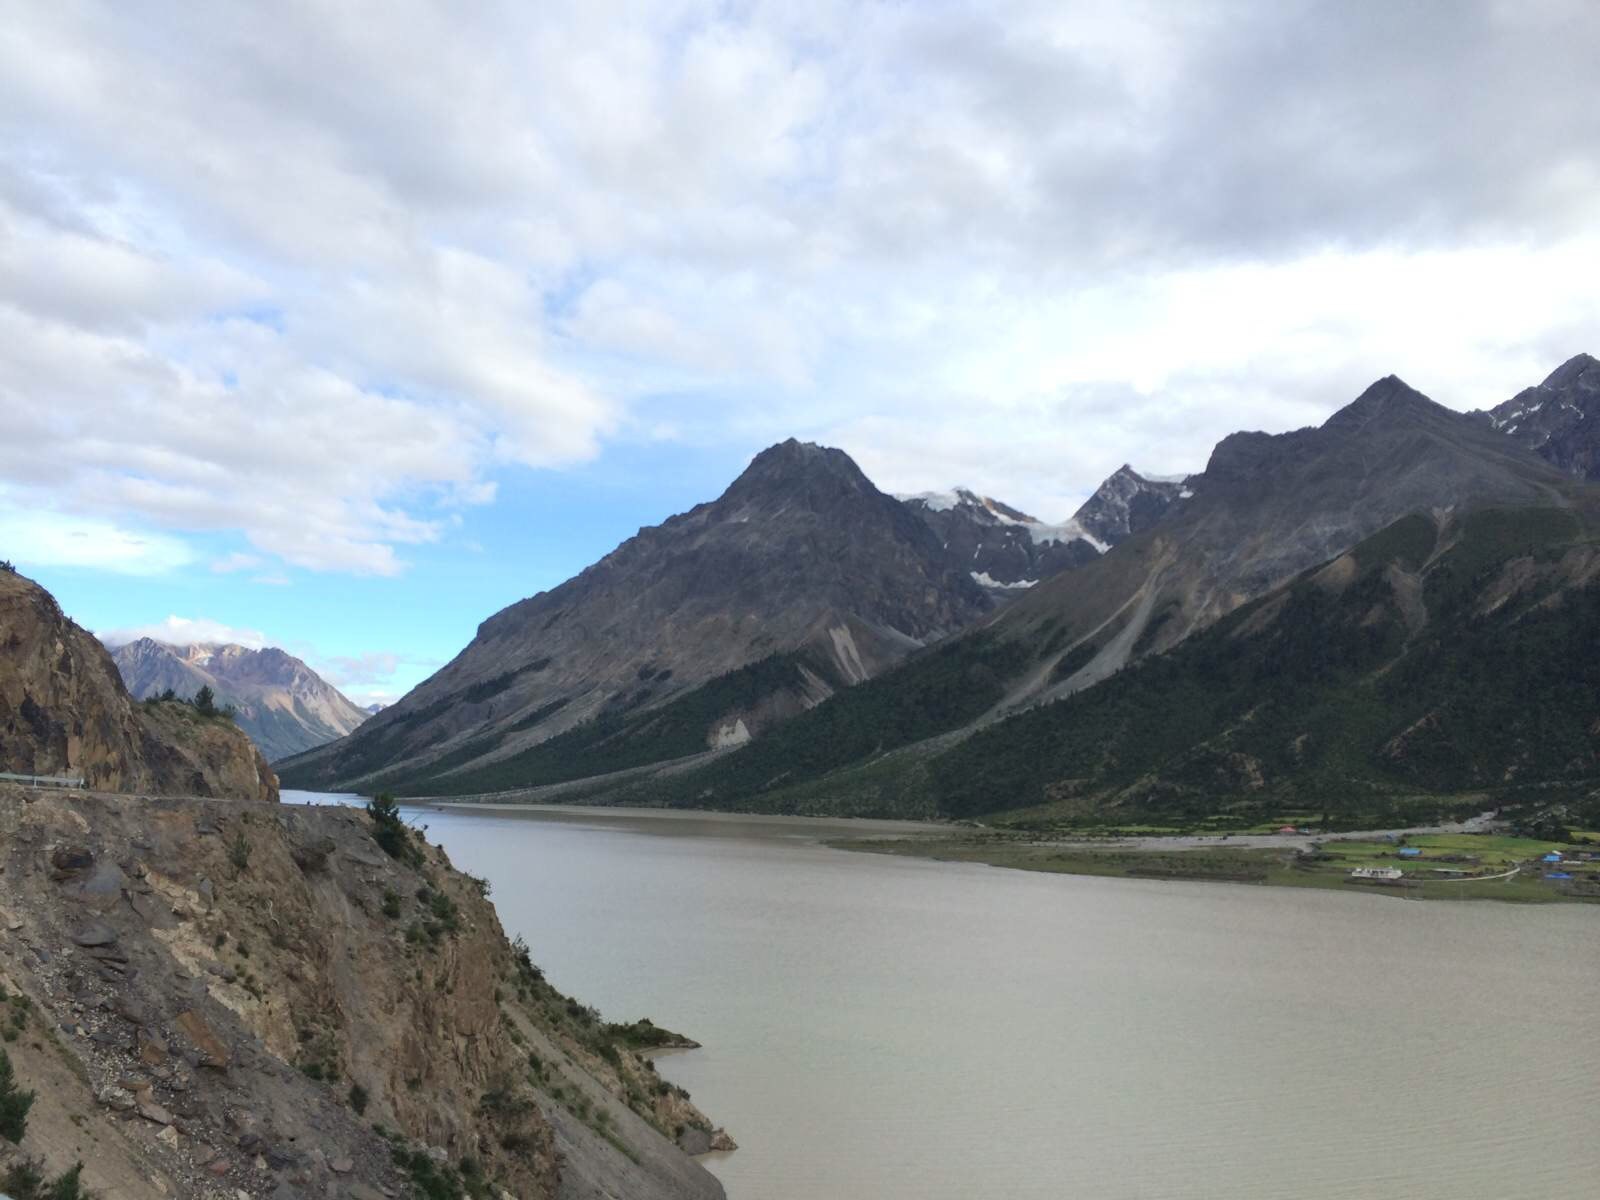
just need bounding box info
[1028,520,1108,553]
[971,571,1038,589]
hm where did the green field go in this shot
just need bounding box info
[833,830,1600,904]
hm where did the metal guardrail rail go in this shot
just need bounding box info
[0,771,85,789]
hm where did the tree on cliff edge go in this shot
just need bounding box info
[0,1044,34,1142]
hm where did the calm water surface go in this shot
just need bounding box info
[287,795,1600,1199]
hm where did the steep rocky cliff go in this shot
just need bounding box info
[111,639,370,763]
[1481,353,1600,480]
[0,786,728,1199]
[0,569,276,801]
[896,468,1190,598]
[895,487,1104,593]
[1069,465,1190,546]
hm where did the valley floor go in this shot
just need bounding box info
[831,827,1600,903]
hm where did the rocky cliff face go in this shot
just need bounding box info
[282,439,989,793]
[1482,353,1600,480]
[896,488,1104,594]
[0,570,276,801]
[896,469,1190,599]
[0,787,727,1200]
[111,638,370,763]
[1069,465,1190,546]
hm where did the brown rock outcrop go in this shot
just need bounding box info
[0,788,726,1200]
[0,567,275,800]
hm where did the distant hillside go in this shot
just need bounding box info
[280,439,989,794]
[110,638,369,762]
[919,504,1600,826]
[0,568,276,800]
[574,371,1588,817]
[611,505,1600,826]
[293,357,1595,811]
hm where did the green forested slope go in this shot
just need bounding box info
[923,507,1600,825]
[617,507,1600,826]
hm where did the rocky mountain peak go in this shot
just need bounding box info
[1481,350,1600,480]
[284,438,993,794]
[1322,374,1444,431]
[109,637,367,762]
[1071,463,1190,545]
[724,438,872,500]
[1540,352,1599,391]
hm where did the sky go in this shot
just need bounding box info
[2,0,1598,704]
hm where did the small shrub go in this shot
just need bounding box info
[349,1083,370,1115]
[47,1164,92,1200]
[292,838,333,874]
[381,888,402,919]
[7,1161,94,1200]
[369,793,422,866]
[227,830,252,876]
[510,935,543,984]
[0,1044,35,1142]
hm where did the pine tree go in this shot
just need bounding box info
[0,1044,35,1142]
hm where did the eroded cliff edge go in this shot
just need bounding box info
[0,786,729,1199]
[0,568,276,802]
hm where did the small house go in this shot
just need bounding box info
[1350,866,1404,881]
[1541,852,1563,864]
[1397,847,1422,859]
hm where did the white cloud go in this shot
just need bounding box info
[317,652,403,687]
[0,507,195,575]
[0,0,1596,549]
[98,614,269,649]
[210,552,263,573]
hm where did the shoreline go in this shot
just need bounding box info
[413,798,951,839]
[828,830,1600,905]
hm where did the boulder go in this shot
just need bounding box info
[51,844,95,872]
[74,860,129,911]
[176,1008,232,1069]
[71,921,119,947]
[676,1126,712,1155]
[137,1028,170,1066]
[96,1084,137,1111]
[137,1099,176,1125]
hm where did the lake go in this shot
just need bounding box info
[284,794,1600,1199]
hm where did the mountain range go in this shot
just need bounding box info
[109,638,369,762]
[277,445,1182,794]
[280,355,1600,828]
